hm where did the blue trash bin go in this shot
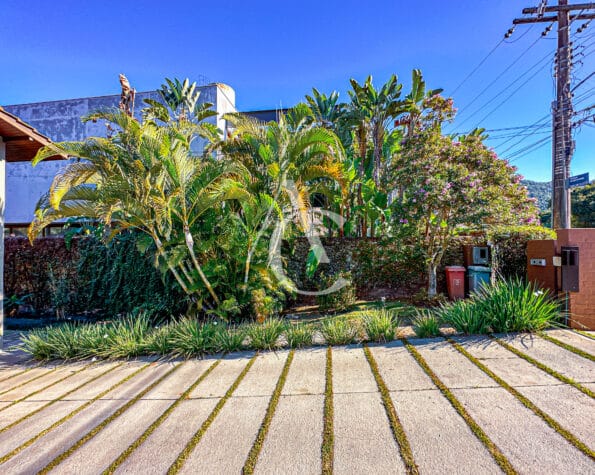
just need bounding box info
[467,266,491,293]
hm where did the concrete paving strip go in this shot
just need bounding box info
[0,361,175,474]
[113,398,219,475]
[332,345,407,474]
[452,387,594,473]
[0,365,38,384]
[0,361,120,428]
[453,336,561,387]
[47,360,215,474]
[177,395,271,474]
[368,341,436,391]
[332,345,378,394]
[234,350,290,397]
[0,363,89,402]
[416,339,593,472]
[458,338,595,450]
[255,394,324,475]
[517,384,595,450]
[176,352,287,474]
[281,347,326,396]
[546,329,595,355]
[333,392,406,474]
[498,333,595,383]
[413,338,496,389]
[187,352,255,399]
[0,365,57,394]
[390,389,501,474]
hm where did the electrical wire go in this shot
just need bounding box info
[450,38,506,96]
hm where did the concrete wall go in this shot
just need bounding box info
[2,84,236,224]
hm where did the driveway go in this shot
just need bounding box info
[0,329,593,474]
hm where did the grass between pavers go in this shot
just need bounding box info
[573,329,595,341]
[38,362,182,474]
[0,366,58,397]
[402,339,517,475]
[321,346,334,475]
[447,338,595,462]
[538,332,595,362]
[102,359,221,475]
[243,350,295,474]
[0,361,152,464]
[0,364,40,384]
[363,346,419,475]
[0,363,123,434]
[167,355,257,475]
[0,361,95,414]
[491,336,594,400]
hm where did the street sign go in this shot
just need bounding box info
[567,173,589,189]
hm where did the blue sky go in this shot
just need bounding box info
[1,0,593,182]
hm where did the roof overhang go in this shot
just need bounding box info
[0,106,64,162]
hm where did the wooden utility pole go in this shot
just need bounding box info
[513,2,595,229]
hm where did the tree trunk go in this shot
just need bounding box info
[427,262,438,298]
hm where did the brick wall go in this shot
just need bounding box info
[526,240,557,292]
[556,229,595,330]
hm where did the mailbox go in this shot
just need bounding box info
[561,246,579,292]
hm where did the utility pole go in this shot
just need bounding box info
[513,1,595,229]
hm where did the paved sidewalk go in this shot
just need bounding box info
[0,329,593,474]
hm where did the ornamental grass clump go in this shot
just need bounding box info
[247,318,285,350]
[363,309,398,342]
[320,318,358,345]
[285,322,315,348]
[436,278,561,335]
[211,325,247,353]
[412,310,441,338]
[435,299,491,335]
[168,317,219,357]
[98,314,152,358]
[473,278,560,332]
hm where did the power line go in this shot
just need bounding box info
[450,38,506,96]
[453,30,548,121]
[454,49,554,131]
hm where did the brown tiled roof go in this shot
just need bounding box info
[0,106,64,162]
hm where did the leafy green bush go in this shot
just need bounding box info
[246,318,285,350]
[320,318,358,345]
[412,311,441,338]
[363,309,398,342]
[316,272,356,313]
[285,322,315,348]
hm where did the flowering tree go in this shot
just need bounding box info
[392,114,538,297]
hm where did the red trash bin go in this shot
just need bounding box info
[445,266,466,300]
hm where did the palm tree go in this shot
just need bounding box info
[29,107,247,307]
[348,75,404,188]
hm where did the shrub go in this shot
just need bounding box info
[247,318,286,350]
[211,325,247,353]
[473,278,560,332]
[285,322,315,348]
[98,315,152,358]
[412,311,441,338]
[320,318,358,345]
[363,309,398,342]
[316,272,357,313]
[168,318,219,357]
